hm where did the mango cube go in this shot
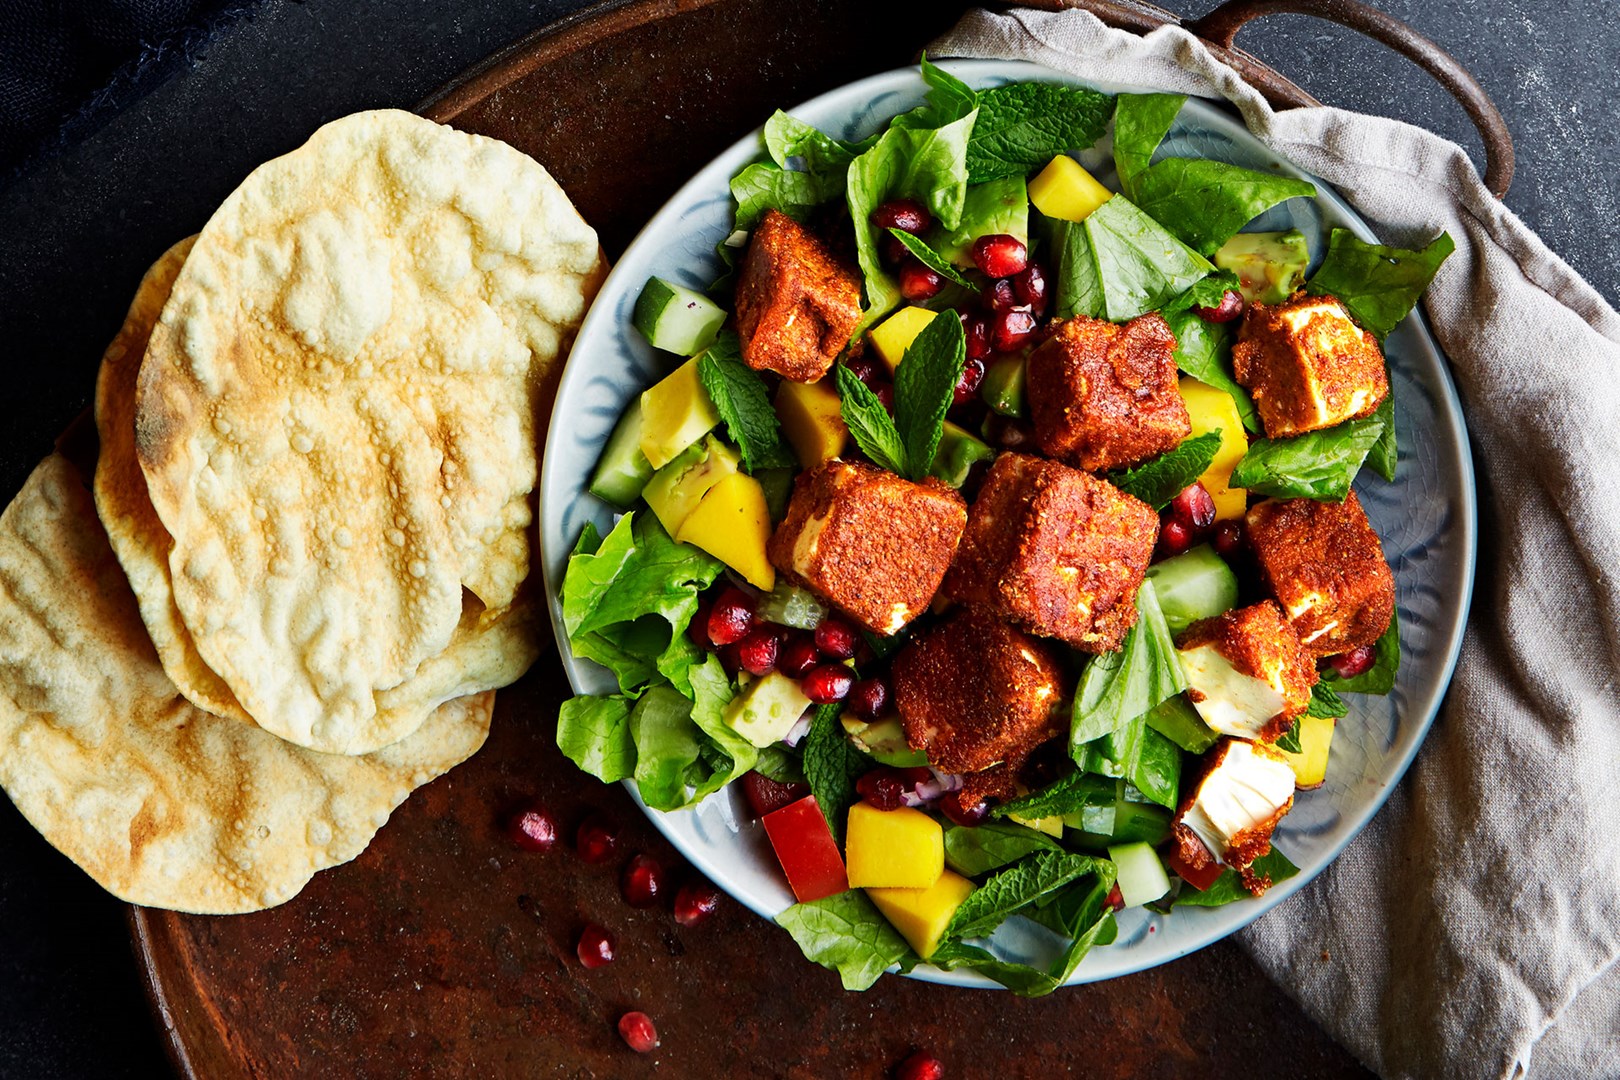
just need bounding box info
[675,472,775,590]
[1279,711,1335,789]
[1029,155,1113,222]
[640,358,720,469]
[867,870,976,959]
[1179,376,1249,520]
[868,306,938,375]
[845,801,943,889]
[774,378,848,469]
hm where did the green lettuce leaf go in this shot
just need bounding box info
[1367,393,1398,481]
[992,770,1117,823]
[965,81,1112,183]
[686,655,753,800]
[555,694,636,783]
[776,890,914,991]
[1132,159,1316,256]
[1050,195,1214,323]
[942,822,1064,877]
[1112,92,1185,195]
[763,111,860,173]
[696,332,796,471]
[1069,580,1187,750]
[1229,411,1384,502]
[1306,228,1455,338]
[1162,307,1261,433]
[1078,717,1183,810]
[1172,847,1299,907]
[629,686,706,811]
[729,161,842,232]
[1107,431,1222,510]
[1319,609,1400,695]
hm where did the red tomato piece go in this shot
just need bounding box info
[1164,843,1226,893]
[761,796,849,903]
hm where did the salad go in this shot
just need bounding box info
[555,60,1452,995]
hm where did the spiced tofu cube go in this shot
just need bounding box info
[1171,737,1296,895]
[735,210,863,382]
[766,461,966,635]
[1232,293,1389,437]
[1175,601,1318,742]
[944,453,1156,653]
[1245,491,1396,656]
[892,611,1067,775]
[1026,312,1190,472]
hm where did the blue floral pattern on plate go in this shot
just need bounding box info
[538,60,1476,987]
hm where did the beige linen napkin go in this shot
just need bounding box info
[932,9,1620,1079]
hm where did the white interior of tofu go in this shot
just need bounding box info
[1181,740,1296,864]
[790,508,831,576]
[1284,590,1342,645]
[1278,301,1374,426]
[1178,644,1288,739]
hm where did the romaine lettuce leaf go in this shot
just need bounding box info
[775,890,915,991]
[556,694,635,783]
[630,686,707,811]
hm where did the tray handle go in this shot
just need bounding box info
[1186,0,1514,196]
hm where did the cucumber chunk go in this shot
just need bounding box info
[1067,798,1172,849]
[633,276,727,356]
[757,582,828,630]
[1108,841,1172,907]
[1143,694,1220,754]
[1146,544,1239,633]
[588,401,654,509]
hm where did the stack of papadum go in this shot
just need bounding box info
[0,110,605,913]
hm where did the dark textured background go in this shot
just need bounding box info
[0,2,1613,1076]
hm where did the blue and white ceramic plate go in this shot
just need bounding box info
[539,60,1476,988]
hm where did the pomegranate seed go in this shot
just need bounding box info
[621,853,667,908]
[880,232,910,267]
[857,768,908,811]
[1194,289,1244,323]
[575,816,619,863]
[870,198,933,235]
[735,626,780,676]
[576,924,616,968]
[1212,518,1246,561]
[847,677,890,719]
[802,663,854,704]
[1167,482,1217,532]
[983,414,1034,450]
[899,766,934,787]
[688,597,716,649]
[844,354,881,386]
[777,631,821,678]
[898,260,945,302]
[897,1050,945,1080]
[618,1011,660,1053]
[507,805,558,852]
[960,312,991,361]
[1325,644,1377,679]
[990,308,1038,353]
[707,586,756,646]
[938,795,990,827]
[814,618,859,660]
[1156,519,1195,559]
[674,880,722,927]
[970,234,1028,278]
[740,770,810,818]
[1011,263,1049,313]
[1106,883,1126,912]
[874,383,895,412]
[953,357,986,406]
[982,277,1018,313]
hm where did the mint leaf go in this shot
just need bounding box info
[776,890,914,991]
[1230,411,1384,502]
[943,822,1064,877]
[892,312,966,481]
[1162,307,1261,433]
[991,770,1117,822]
[1274,717,1304,754]
[1172,847,1299,907]
[944,850,1103,941]
[1133,159,1316,256]
[834,363,907,474]
[888,228,973,288]
[1107,430,1222,509]
[1368,394,1397,481]
[802,703,872,840]
[1320,609,1400,695]
[1113,92,1185,195]
[1050,195,1214,323]
[1306,228,1454,338]
[556,694,636,783]
[1069,580,1187,750]
[696,333,795,471]
[729,161,842,232]
[966,81,1112,183]
[1306,682,1349,719]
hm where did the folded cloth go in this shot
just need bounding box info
[932,10,1620,1079]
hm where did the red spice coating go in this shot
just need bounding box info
[735,209,863,382]
[1245,491,1396,656]
[1232,292,1388,437]
[767,461,966,636]
[944,453,1156,653]
[1026,312,1190,472]
[891,610,1067,775]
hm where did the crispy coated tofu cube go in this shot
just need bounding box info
[892,611,1067,775]
[1026,312,1190,472]
[1176,601,1318,742]
[944,453,1157,653]
[1171,737,1296,895]
[1245,491,1395,656]
[735,210,863,382]
[766,461,966,635]
[1232,292,1389,437]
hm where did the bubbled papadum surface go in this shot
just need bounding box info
[0,453,494,914]
[133,110,605,754]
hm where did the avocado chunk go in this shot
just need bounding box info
[981,355,1027,418]
[642,435,742,536]
[928,420,996,489]
[933,175,1029,266]
[639,358,721,469]
[588,400,655,509]
[1214,230,1310,305]
[724,671,814,748]
[840,714,929,767]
